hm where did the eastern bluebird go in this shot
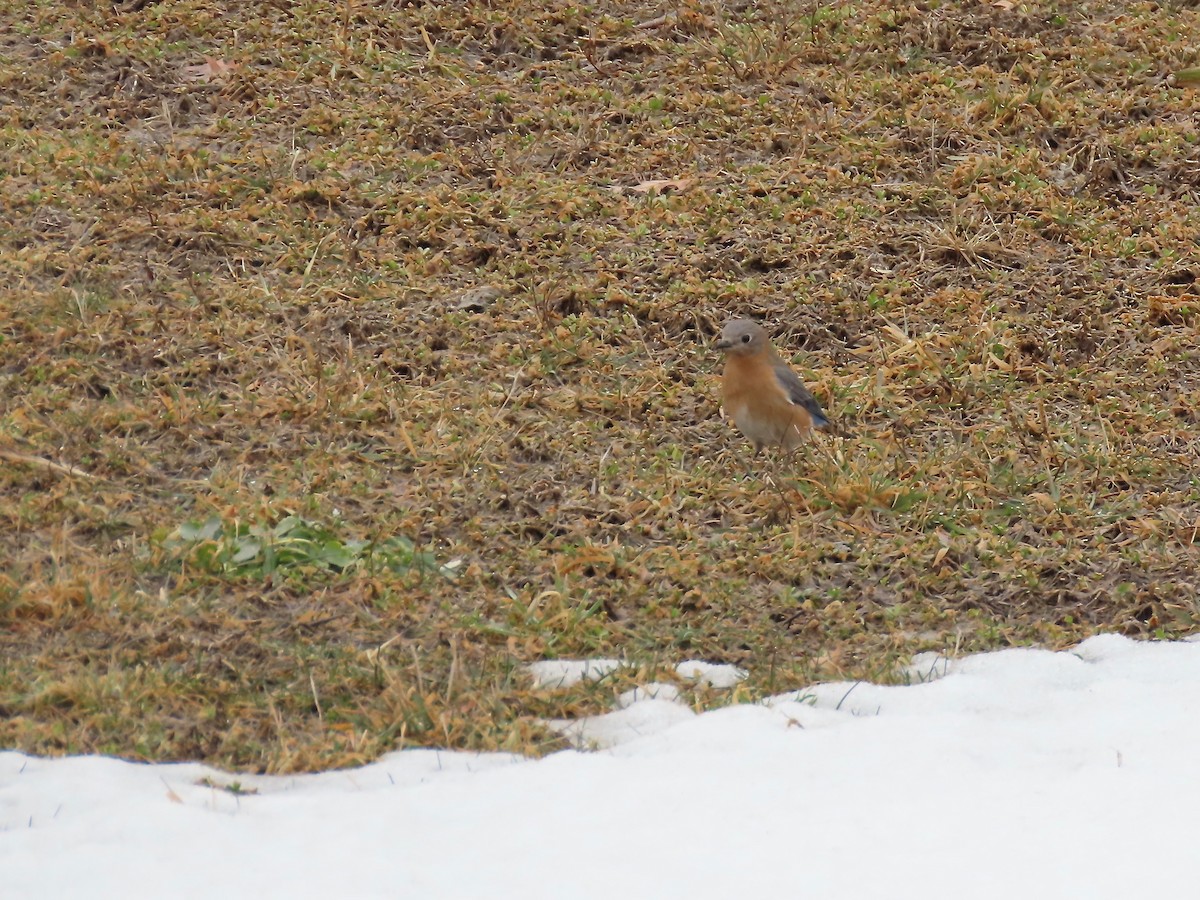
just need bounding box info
[715,318,829,452]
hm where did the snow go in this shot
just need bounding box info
[5,633,1200,898]
[547,697,696,749]
[616,681,680,707]
[675,658,748,687]
[525,658,623,688]
[523,657,746,690]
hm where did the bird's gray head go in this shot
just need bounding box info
[715,318,768,356]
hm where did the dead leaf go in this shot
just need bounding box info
[161,778,183,804]
[636,12,676,29]
[620,177,694,195]
[454,284,503,312]
[183,57,238,83]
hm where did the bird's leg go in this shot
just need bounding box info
[763,450,795,518]
[735,445,762,483]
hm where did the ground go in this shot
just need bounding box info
[2,0,1199,772]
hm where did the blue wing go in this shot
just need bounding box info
[772,361,829,429]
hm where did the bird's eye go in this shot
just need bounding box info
[741,334,751,343]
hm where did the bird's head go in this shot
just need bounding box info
[715,318,768,356]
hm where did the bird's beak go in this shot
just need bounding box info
[714,337,732,351]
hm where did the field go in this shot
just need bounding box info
[3,0,1199,773]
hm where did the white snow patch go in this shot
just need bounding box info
[616,682,682,708]
[525,658,623,688]
[903,650,950,682]
[6,634,1200,898]
[675,659,747,687]
[545,699,696,750]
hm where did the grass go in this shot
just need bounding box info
[2,0,1200,772]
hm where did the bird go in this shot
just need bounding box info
[715,318,829,453]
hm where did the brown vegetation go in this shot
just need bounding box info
[2,0,1199,772]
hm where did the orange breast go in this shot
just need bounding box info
[723,356,814,450]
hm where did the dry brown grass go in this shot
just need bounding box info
[2,0,1200,772]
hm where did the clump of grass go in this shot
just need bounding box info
[162,515,461,580]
